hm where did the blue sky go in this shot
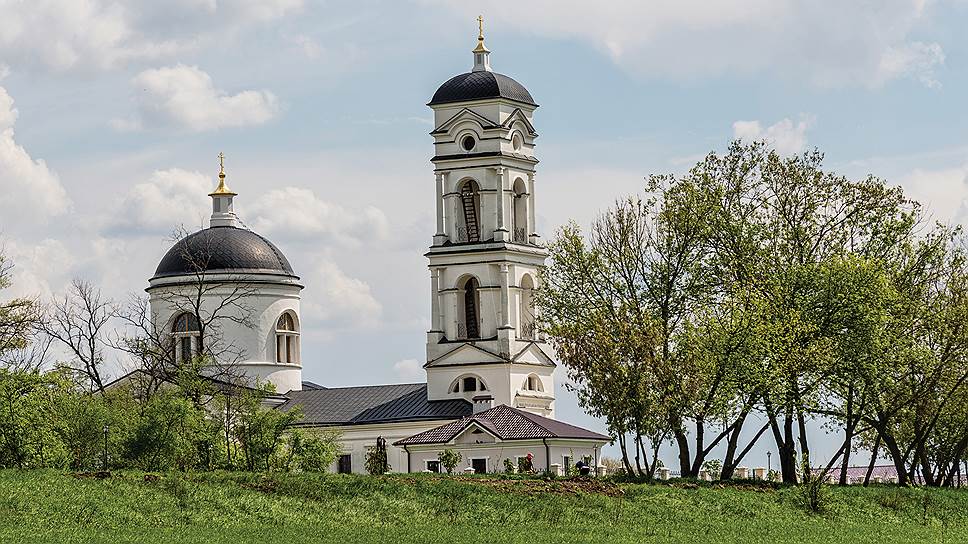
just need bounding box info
[2,0,967,468]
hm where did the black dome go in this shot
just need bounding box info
[153,226,295,278]
[429,71,536,107]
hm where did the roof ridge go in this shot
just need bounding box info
[298,382,427,391]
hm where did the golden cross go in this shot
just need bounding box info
[218,152,225,174]
[477,15,484,40]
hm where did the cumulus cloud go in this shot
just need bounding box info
[247,187,389,247]
[108,168,212,235]
[0,0,303,73]
[302,260,383,328]
[0,86,71,226]
[897,164,968,224]
[392,358,425,381]
[432,0,945,88]
[120,65,280,131]
[732,115,816,155]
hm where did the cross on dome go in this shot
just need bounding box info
[471,15,491,72]
[209,151,238,227]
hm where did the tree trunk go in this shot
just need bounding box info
[673,427,693,477]
[863,435,880,486]
[839,387,855,485]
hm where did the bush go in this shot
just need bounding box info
[123,391,220,471]
[438,449,461,474]
[286,430,341,472]
[364,437,390,475]
[503,458,515,474]
[517,455,534,474]
[799,453,828,514]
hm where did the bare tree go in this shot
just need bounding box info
[153,225,260,372]
[37,279,117,393]
[112,225,261,397]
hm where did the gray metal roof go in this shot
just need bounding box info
[153,226,295,279]
[395,404,610,445]
[429,71,536,107]
[278,383,472,427]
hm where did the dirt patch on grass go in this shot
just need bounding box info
[454,476,625,497]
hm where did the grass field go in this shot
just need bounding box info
[2,470,967,543]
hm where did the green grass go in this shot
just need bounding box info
[2,470,967,543]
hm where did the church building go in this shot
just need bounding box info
[145,22,609,475]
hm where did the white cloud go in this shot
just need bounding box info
[122,65,280,131]
[109,168,212,235]
[432,0,944,88]
[878,41,945,89]
[392,358,424,381]
[288,34,323,59]
[0,86,71,225]
[732,115,816,155]
[302,260,383,329]
[897,164,968,224]
[247,187,389,247]
[0,0,303,73]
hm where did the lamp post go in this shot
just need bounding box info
[102,424,110,471]
[767,451,772,480]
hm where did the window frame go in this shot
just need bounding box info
[275,311,300,364]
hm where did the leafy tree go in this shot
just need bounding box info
[0,370,66,468]
[287,429,341,472]
[438,449,461,475]
[702,459,723,477]
[233,391,301,472]
[0,253,38,367]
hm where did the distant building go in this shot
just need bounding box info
[129,22,609,474]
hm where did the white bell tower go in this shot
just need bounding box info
[423,18,556,417]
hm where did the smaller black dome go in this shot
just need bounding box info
[153,226,295,279]
[429,71,536,107]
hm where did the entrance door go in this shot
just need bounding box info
[338,454,352,474]
[472,458,487,474]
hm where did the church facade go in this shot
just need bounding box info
[145,25,609,475]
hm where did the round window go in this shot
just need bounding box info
[511,133,523,152]
[461,135,476,151]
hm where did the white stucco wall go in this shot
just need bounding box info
[406,438,604,475]
[147,271,304,393]
[313,420,456,474]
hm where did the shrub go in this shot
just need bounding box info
[364,437,390,475]
[798,453,828,514]
[503,458,515,474]
[438,449,461,474]
[517,454,534,474]
[288,430,341,472]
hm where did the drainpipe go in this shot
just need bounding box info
[595,446,599,477]
[543,438,550,472]
[404,445,411,473]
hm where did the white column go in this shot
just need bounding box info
[430,268,441,332]
[528,172,538,244]
[499,263,511,328]
[434,173,446,244]
[494,167,508,241]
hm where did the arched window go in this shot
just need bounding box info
[276,312,299,364]
[512,178,528,243]
[458,276,481,339]
[457,180,481,243]
[450,375,487,394]
[171,313,201,363]
[523,374,543,392]
[519,274,536,340]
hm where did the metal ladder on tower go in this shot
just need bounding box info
[461,187,480,242]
